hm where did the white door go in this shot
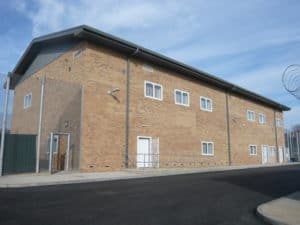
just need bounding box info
[262,145,268,164]
[268,146,276,163]
[137,137,151,168]
[278,147,284,163]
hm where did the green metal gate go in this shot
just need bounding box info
[1,134,36,175]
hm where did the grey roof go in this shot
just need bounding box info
[10,25,290,111]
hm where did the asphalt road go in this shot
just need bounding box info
[1,165,300,225]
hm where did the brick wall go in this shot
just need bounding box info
[128,59,229,168]
[11,41,286,172]
[11,76,41,135]
[228,93,284,165]
[11,43,85,171]
[79,43,128,171]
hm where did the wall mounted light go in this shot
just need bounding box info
[107,88,120,95]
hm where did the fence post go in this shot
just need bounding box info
[296,131,300,162]
[36,77,45,173]
[290,131,294,160]
[49,132,53,174]
[287,130,291,160]
[0,74,10,176]
[66,134,70,171]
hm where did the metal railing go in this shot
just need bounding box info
[108,153,230,168]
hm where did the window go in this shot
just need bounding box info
[200,97,212,111]
[144,81,162,100]
[23,93,32,109]
[258,113,266,124]
[201,142,214,156]
[247,110,255,121]
[276,118,283,127]
[174,89,189,106]
[249,145,257,155]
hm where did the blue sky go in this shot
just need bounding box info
[0,0,300,128]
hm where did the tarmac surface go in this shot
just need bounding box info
[0,164,300,225]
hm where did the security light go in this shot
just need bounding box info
[107,88,120,95]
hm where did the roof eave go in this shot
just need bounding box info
[10,25,291,111]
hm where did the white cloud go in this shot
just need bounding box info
[16,0,198,38]
[164,27,300,63]
[227,65,286,94]
[10,0,300,128]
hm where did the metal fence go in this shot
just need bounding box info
[1,134,36,175]
[0,73,13,132]
[0,74,83,175]
[285,129,300,162]
[134,153,224,168]
[0,73,14,175]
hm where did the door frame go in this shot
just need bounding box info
[278,146,284,163]
[137,136,152,168]
[261,145,268,164]
[268,146,276,163]
[49,132,71,174]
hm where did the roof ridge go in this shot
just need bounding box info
[10,25,290,111]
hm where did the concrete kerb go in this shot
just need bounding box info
[0,162,299,188]
[257,204,287,225]
[257,191,300,225]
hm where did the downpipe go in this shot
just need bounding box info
[125,48,139,168]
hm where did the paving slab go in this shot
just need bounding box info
[257,191,300,225]
[0,162,299,188]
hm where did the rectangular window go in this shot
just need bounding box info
[144,81,162,100]
[200,96,212,111]
[247,110,255,121]
[201,141,214,156]
[258,113,266,124]
[174,89,189,106]
[249,145,257,155]
[276,118,283,127]
[23,93,32,109]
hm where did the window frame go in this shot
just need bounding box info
[23,92,32,109]
[201,141,214,156]
[144,81,163,101]
[174,89,190,107]
[258,113,266,124]
[249,144,257,156]
[247,110,256,121]
[200,96,213,112]
[276,118,283,127]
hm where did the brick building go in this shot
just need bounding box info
[9,25,290,173]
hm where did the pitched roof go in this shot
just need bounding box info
[10,25,290,111]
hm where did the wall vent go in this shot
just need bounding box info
[142,64,154,72]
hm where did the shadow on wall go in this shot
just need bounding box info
[39,78,82,172]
